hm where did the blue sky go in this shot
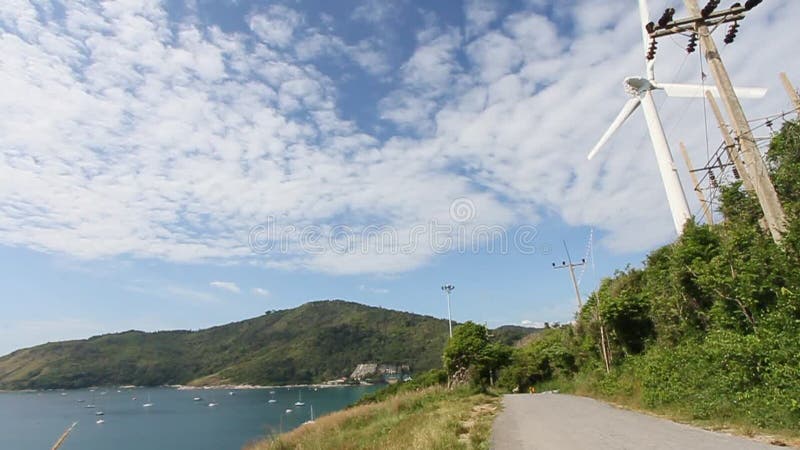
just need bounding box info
[1,0,800,356]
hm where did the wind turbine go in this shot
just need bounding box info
[588,0,766,235]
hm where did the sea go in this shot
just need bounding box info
[0,385,378,450]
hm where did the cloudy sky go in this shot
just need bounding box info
[1,0,799,355]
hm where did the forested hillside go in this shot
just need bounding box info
[0,300,535,390]
[497,120,800,434]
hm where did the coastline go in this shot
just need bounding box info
[0,382,375,392]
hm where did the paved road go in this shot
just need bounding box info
[491,394,785,449]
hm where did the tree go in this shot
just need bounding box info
[443,322,511,387]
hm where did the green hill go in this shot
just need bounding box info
[0,300,537,390]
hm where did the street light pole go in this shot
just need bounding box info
[441,284,455,338]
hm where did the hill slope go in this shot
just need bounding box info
[0,300,536,390]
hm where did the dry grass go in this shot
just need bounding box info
[244,387,499,450]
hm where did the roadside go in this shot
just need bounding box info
[245,387,499,450]
[492,394,790,450]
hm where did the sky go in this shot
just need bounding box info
[1,0,799,356]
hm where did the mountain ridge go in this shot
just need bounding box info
[0,300,539,390]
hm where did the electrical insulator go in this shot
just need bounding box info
[658,8,676,29]
[724,22,739,44]
[686,34,698,53]
[732,166,740,179]
[701,0,720,18]
[709,171,719,188]
[646,21,656,34]
[744,0,762,11]
[647,39,658,60]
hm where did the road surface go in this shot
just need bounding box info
[491,394,785,449]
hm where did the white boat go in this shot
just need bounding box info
[269,391,275,394]
[285,408,292,414]
[142,393,154,408]
[96,419,105,424]
[95,411,104,416]
[228,391,235,396]
[267,399,277,404]
[294,391,305,406]
[208,402,218,407]
[85,404,96,409]
[193,397,202,401]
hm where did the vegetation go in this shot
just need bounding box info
[493,119,800,437]
[245,386,499,450]
[0,300,537,390]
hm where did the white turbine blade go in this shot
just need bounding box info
[659,83,767,99]
[588,98,641,160]
[638,0,656,80]
[638,0,651,54]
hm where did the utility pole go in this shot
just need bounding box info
[647,0,787,243]
[679,142,714,224]
[780,73,800,113]
[441,284,455,338]
[552,241,585,310]
[705,91,753,191]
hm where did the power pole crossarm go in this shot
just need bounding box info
[705,91,753,192]
[649,0,787,243]
[679,142,714,224]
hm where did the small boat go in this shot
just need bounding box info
[303,405,315,425]
[267,399,277,404]
[95,411,105,416]
[77,399,85,403]
[85,404,96,409]
[294,391,305,406]
[142,393,154,408]
[285,408,292,414]
[228,391,235,396]
[208,402,218,407]
[269,391,275,395]
[193,397,202,401]
[96,419,105,424]
[60,392,68,396]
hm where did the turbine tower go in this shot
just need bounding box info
[587,0,766,235]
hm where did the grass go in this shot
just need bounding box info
[244,386,499,450]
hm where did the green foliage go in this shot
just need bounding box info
[443,322,512,388]
[355,368,448,405]
[497,120,800,435]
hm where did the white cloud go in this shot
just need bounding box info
[210,281,241,293]
[249,5,302,48]
[1,0,799,275]
[520,319,545,328]
[358,284,389,294]
[252,287,270,297]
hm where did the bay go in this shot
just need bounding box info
[0,385,377,450]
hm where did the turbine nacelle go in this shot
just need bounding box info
[624,77,654,97]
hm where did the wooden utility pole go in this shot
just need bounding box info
[552,241,585,310]
[679,142,714,224]
[780,72,800,113]
[594,301,611,374]
[648,0,787,242]
[705,91,753,192]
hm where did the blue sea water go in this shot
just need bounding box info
[0,386,377,450]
